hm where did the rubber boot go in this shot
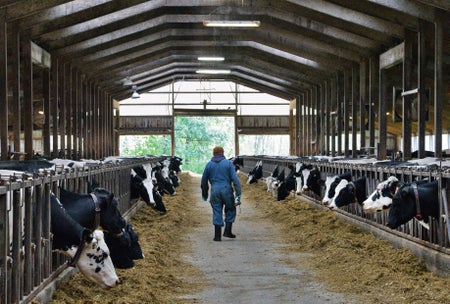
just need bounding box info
[214,225,222,241]
[223,222,236,238]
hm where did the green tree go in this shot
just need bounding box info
[174,116,234,173]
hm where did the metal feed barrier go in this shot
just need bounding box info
[239,156,450,277]
[0,157,164,304]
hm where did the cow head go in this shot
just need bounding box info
[91,188,127,235]
[362,176,399,213]
[331,177,367,209]
[247,161,263,184]
[327,179,349,209]
[387,181,439,229]
[62,229,120,289]
[304,167,322,197]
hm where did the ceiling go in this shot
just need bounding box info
[2,0,450,102]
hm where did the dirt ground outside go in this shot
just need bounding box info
[48,171,450,304]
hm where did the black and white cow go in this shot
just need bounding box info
[50,193,120,289]
[247,160,263,184]
[59,184,144,269]
[322,172,352,205]
[266,165,279,192]
[272,168,289,201]
[302,166,322,197]
[328,177,367,210]
[131,166,168,214]
[231,156,244,172]
[361,176,400,213]
[387,180,439,229]
[285,164,297,193]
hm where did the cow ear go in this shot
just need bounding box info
[108,193,115,201]
[82,229,94,243]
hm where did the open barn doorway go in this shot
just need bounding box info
[174,116,234,174]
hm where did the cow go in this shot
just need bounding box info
[322,172,352,205]
[247,160,263,184]
[272,168,289,201]
[361,176,400,213]
[50,193,120,289]
[387,180,439,229]
[302,166,322,197]
[231,156,244,172]
[265,165,279,192]
[285,164,297,193]
[328,177,367,210]
[59,184,144,269]
[131,167,168,215]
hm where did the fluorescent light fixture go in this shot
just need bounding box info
[196,69,231,74]
[203,20,260,27]
[198,56,225,61]
[38,110,44,115]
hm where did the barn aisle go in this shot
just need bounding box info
[178,173,357,304]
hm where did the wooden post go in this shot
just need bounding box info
[434,10,443,157]
[51,56,59,158]
[359,59,368,153]
[352,67,358,158]
[21,36,33,159]
[403,30,414,160]
[43,67,51,157]
[0,11,7,160]
[417,21,427,158]
[378,67,387,160]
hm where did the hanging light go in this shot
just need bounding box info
[131,85,140,99]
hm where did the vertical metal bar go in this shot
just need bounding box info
[72,68,79,159]
[23,186,32,295]
[369,57,377,153]
[33,183,43,286]
[336,71,343,155]
[330,80,336,156]
[11,188,22,303]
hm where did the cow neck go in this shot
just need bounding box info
[411,183,422,220]
[68,241,86,268]
[348,181,358,204]
[89,193,101,229]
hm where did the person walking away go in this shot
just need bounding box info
[201,146,242,241]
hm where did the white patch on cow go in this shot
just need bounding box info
[322,175,337,205]
[142,178,156,204]
[328,179,349,210]
[266,176,275,191]
[271,179,280,198]
[362,176,399,213]
[295,176,303,194]
[62,230,120,289]
[300,168,312,192]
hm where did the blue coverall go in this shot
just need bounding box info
[201,154,242,226]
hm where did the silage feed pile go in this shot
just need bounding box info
[47,172,450,304]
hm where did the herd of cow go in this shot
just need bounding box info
[0,155,182,290]
[243,159,441,231]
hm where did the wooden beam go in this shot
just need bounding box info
[21,36,33,159]
[0,10,7,160]
[434,10,443,157]
[380,42,404,69]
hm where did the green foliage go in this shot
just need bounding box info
[174,116,234,173]
[119,116,235,174]
[120,135,171,156]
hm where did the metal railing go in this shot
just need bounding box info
[0,157,163,304]
[239,156,450,251]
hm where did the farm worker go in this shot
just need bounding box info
[201,146,242,241]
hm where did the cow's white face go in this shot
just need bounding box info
[63,230,120,289]
[300,168,311,191]
[142,178,155,204]
[328,179,349,210]
[295,176,303,194]
[266,176,275,191]
[322,176,336,205]
[362,176,399,213]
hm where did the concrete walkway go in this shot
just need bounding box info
[180,175,358,304]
